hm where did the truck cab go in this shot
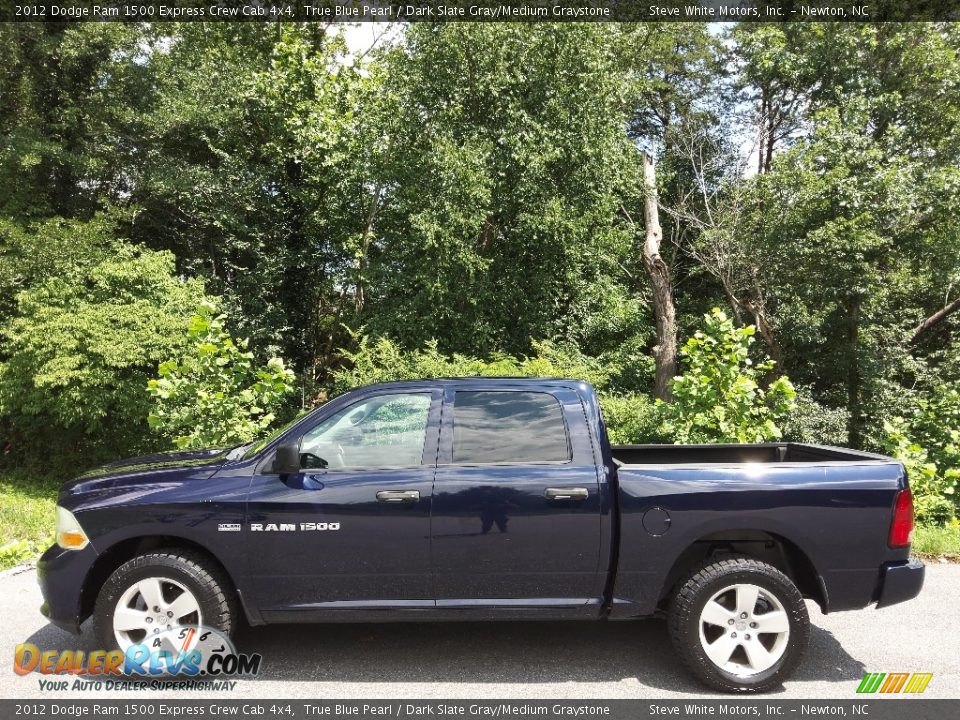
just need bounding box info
[242,379,609,619]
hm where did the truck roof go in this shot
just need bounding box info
[353,377,594,391]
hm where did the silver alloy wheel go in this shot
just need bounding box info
[113,576,202,652]
[698,583,790,678]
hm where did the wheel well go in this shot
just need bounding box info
[79,536,235,621]
[657,530,826,612]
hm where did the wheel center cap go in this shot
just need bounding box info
[736,620,747,631]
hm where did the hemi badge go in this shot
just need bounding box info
[218,523,242,532]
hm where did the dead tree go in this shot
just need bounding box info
[641,150,678,401]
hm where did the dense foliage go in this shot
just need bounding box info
[882,385,960,523]
[335,311,797,448]
[661,309,796,443]
[333,333,663,448]
[147,303,296,450]
[1,23,958,524]
[0,218,207,463]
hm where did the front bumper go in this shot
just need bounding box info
[876,558,925,609]
[37,543,99,634]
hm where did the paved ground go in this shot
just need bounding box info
[2,564,958,699]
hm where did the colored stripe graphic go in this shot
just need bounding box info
[857,672,933,694]
[857,673,885,693]
[880,673,909,693]
[903,673,934,694]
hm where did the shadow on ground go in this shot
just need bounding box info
[26,614,864,694]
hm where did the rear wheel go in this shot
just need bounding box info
[668,556,809,693]
[93,549,237,652]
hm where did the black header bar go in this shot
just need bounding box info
[4,0,960,23]
[3,700,960,719]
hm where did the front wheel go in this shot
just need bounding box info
[668,556,810,693]
[93,549,238,652]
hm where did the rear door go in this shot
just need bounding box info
[430,383,603,608]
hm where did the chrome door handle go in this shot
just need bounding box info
[376,490,420,503]
[545,487,589,501]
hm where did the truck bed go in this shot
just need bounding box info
[611,442,892,466]
[608,441,908,618]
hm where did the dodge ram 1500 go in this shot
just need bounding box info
[39,378,924,692]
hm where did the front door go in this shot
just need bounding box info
[245,389,441,617]
[430,384,604,608]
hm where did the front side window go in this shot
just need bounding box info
[452,391,570,464]
[300,393,432,469]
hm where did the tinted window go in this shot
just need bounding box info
[301,393,432,469]
[452,391,570,464]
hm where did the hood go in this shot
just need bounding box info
[71,447,231,484]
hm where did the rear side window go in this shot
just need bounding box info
[452,391,570,464]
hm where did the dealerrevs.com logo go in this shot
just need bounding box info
[856,672,933,694]
[13,626,261,691]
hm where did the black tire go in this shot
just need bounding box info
[93,549,238,651]
[668,555,810,693]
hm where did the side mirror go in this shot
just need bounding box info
[274,443,301,474]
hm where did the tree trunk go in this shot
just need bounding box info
[758,91,769,176]
[354,182,384,313]
[846,296,862,448]
[744,301,784,369]
[641,151,677,401]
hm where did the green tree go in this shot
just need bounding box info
[123,25,360,380]
[685,23,960,449]
[147,303,296,450]
[361,24,647,361]
[0,24,154,220]
[661,309,796,443]
[0,228,207,464]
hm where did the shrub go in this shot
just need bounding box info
[661,308,796,444]
[332,322,801,449]
[333,334,609,393]
[598,393,665,445]
[781,385,850,446]
[0,216,118,326]
[882,384,960,524]
[333,334,665,443]
[0,234,208,465]
[883,419,956,525]
[0,539,34,568]
[147,302,296,450]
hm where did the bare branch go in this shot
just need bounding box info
[910,296,960,344]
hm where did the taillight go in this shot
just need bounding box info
[888,488,914,548]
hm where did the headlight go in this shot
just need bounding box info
[56,506,89,550]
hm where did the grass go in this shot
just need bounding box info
[0,471,59,571]
[913,522,960,561]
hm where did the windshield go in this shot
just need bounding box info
[239,401,330,461]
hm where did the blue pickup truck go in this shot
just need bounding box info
[39,378,923,692]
